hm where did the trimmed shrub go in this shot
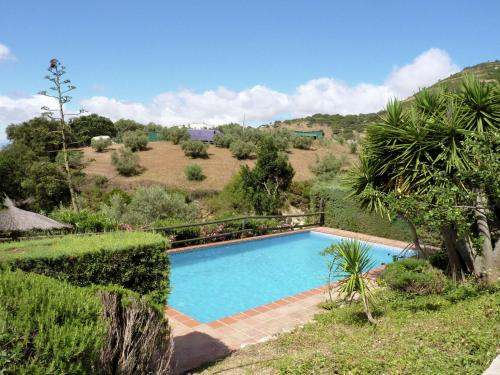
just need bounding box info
[111,147,142,176]
[122,130,148,151]
[310,154,343,178]
[230,140,255,159]
[0,270,172,374]
[181,140,209,158]
[50,207,117,232]
[185,163,205,181]
[0,232,169,304]
[90,137,112,152]
[292,136,313,150]
[382,258,446,295]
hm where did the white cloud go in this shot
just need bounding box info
[0,43,14,61]
[0,48,459,143]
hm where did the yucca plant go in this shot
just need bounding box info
[322,239,377,324]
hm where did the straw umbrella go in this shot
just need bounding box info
[0,196,72,234]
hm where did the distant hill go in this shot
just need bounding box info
[273,60,500,138]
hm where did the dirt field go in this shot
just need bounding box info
[83,141,355,191]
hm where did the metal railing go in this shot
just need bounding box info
[150,212,325,247]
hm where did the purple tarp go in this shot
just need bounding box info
[188,129,217,142]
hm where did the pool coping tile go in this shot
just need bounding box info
[166,226,412,374]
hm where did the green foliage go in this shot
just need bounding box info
[101,185,198,227]
[206,174,253,216]
[122,130,148,151]
[310,153,343,179]
[50,206,117,232]
[6,116,63,159]
[114,119,144,142]
[185,163,205,181]
[310,181,411,241]
[322,240,376,323]
[0,232,169,304]
[90,137,112,152]
[213,132,235,148]
[181,140,209,158]
[214,123,263,149]
[348,140,358,154]
[382,258,446,295]
[69,114,116,146]
[267,128,291,151]
[428,250,449,271]
[154,218,202,245]
[162,126,190,144]
[111,147,142,176]
[229,140,256,159]
[292,136,313,150]
[240,136,294,214]
[0,270,105,374]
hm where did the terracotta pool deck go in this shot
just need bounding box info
[165,227,412,374]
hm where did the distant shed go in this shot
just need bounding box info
[188,129,217,143]
[148,132,160,141]
[294,130,324,139]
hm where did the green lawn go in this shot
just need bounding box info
[201,287,499,374]
[0,231,165,262]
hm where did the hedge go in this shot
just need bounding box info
[0,270,172,374]
[0,232,169,304]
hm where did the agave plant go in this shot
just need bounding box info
[322,239,377,324]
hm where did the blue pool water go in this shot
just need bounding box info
[169,231,403,323]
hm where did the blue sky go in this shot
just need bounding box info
[0,0,499,141]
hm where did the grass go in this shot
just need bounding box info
[201,286,500,374]
[0,231,165,262]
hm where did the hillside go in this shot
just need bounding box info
[272,60,500,137]
[83,140,356,192]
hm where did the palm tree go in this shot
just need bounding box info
[347,76,499,282]
[322,240,377,324]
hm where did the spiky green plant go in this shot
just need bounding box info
[322,239,377,324]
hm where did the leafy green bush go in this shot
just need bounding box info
[213,132,235,148]
[428,250,449,271]
[0,232,170,304]
[185,163,205,181]
[154,218,202,245]
[382,258,446,295]
[162,126,190,144]
[50,207,117,232]
[101,185,199,227]
[0,270,173,374]
[181,140,209,158]
[207,173,253,216]
[111,147,142,176]
[292,136,313,150]
[122,130,148,151]
[229,140,255,159]
[310,154,343,178]
[310,181,412,241]
[348,140,358,154]
[90,137,112,152]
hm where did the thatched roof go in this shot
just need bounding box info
[0,196,72,232]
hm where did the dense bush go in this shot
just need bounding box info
[101,185,199,227]
[0,232,170,304]
[292,136,313,150]
[213,132,235,148]
[90,137,112,152]
[185,163,205,181]
[229,140,255,159]
[0,270,172,374]
[50,206,117,232]
[310,181,412,241]
[122,130,148,151]
[382,258,446,295]
[70,114,116,147]
[154,218,202,245]
[428,250,449,271]
[310,154,343,178]
[111,147,142,176]
[348,140,358,154]
[207,174,253,216]
[162,126,190,144]
[181,140,209,158]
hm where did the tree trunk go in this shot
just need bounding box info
[60,125,78,212]
[441,225,466,281]
[401,215,426,257]
[361,292,377,325]
[474,191,497,283]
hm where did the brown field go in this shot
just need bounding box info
[83,141,355,192]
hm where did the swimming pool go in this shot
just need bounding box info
[169,231,404,323]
